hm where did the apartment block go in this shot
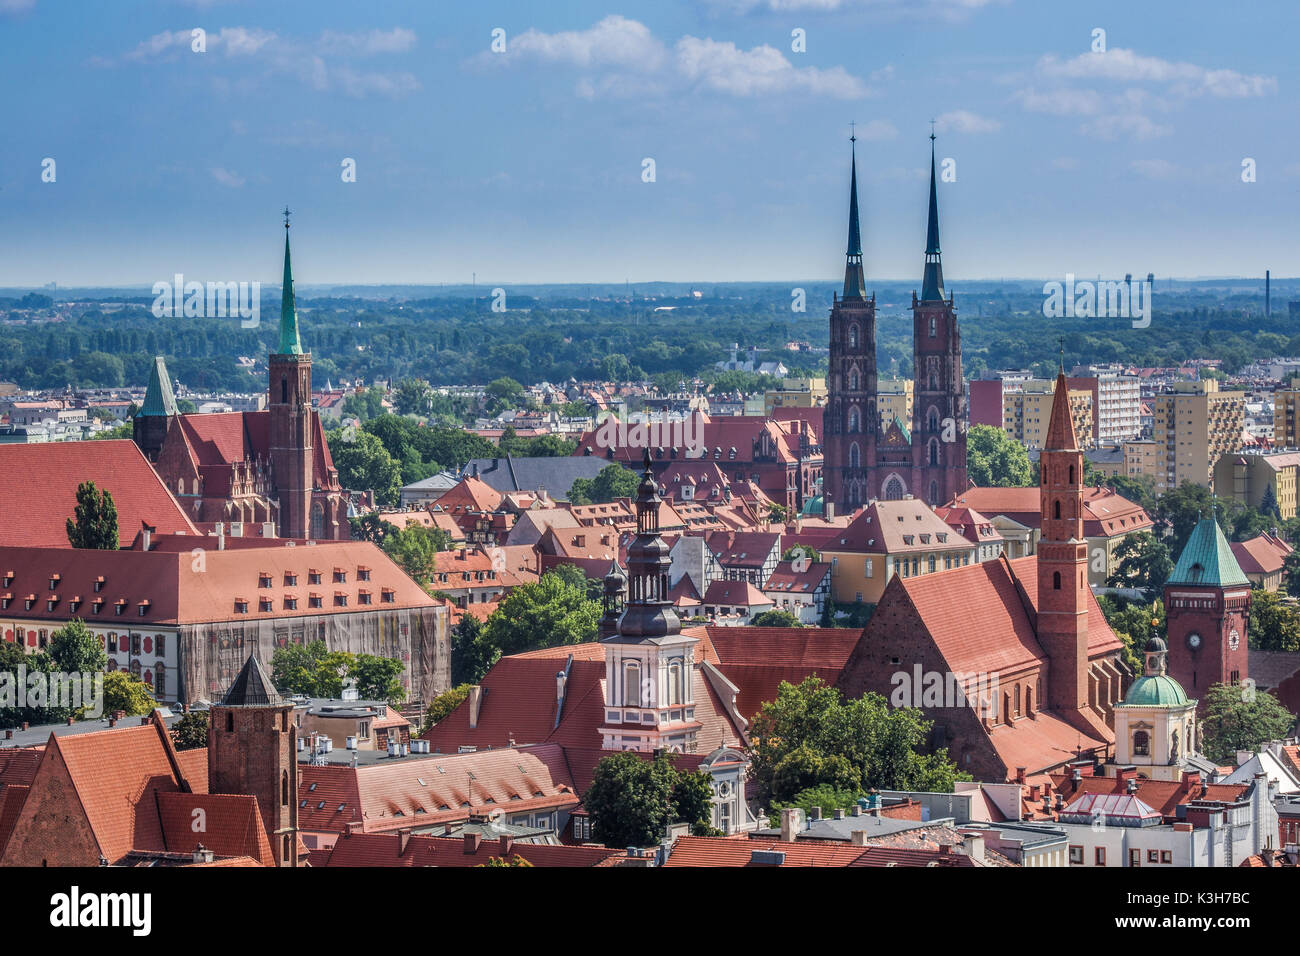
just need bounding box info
[1273,378,1300,449]
[1002,379,1094,451]
[876,378,914,429]
[1151,380,1245,493]
[1067,369,1142,445]
[1213,450,1300,520]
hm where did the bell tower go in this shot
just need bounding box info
[824,131,878,513]
[268,208,315,539]
[209,655,299,867]
[1037,370,1090,721]
[910,133,967,506]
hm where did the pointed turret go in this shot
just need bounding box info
[1045,371,1080,452]
[843,137,867,301]
[278,210,303,356]
[139,356,178,418]
[222,654,283,707]
[920,135,945,302]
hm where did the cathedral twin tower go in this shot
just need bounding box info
[823,135,968,511]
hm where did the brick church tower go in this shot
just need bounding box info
[1036,371,1091,719]
[209,655,300,867]
[910,135,967,506]
[269,210,315,540]
[1163,515,1252,701]
[823,134,878,514]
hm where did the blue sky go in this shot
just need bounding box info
[1,0,1295,286]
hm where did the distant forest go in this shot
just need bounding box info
[0,280,1295,392]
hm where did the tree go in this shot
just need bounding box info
[101,671,157,717]
[1101,474,1157,514]
[0,643,61,727]
[270,640,354,699]
[341,386,386,422]
[1283,551,1300,599]
[171,711,209,751]
[568,464,641,505]
[450,614,500,686]
[485,377,525,414]
[750,610,803,628]
[47,619,108,676]
[1107,532,1174,593]
[1096,595,1162,674]
[66,480,119,549]
[350,514,399,544]
[330,431,402,507]
[768,503,789,524]
[392,378,433,416]
[584,751,717,847]
[1200,682,1298,764]
[351,654,406,703]
[382,523,449,585]
[478,855,534,867]
[769,783,865,816]
[1155,482,1226,557]
[1247,590,1300,652]
[1260,484,1281,520]
[747,677,966,806]
[966,424,1032,488]
[423,683,471,731]
[481,569,601,657]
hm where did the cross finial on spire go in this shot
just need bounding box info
[283,206,291,230]
[1058,338,1065,374]
[930,119,936,143]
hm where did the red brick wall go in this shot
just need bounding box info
[0,746,101,866]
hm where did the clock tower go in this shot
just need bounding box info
[1163,514,1252,703]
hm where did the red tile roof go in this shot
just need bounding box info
[705,626,863,722]
[0,440,200,548]
[701,580,772,608]
[157,792,275,867]
[948,486,1152,539]
[323,830,622,867]
[1230,533,1293,576]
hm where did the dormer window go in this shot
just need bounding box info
[309,594,323,609]
[333,569,346,583]
[259,598,273,612]
[284,597,298,611]
[48,574,60,590]
[284,573,298,587]
[381,588,396,604]
[1,572,11,587]
[94,576,105,592]
[114,600,127,616]
[259,573,272,588]
[334,592,347,607]
[358,590,373,606]
[235,599,249,614]
[308,570,322,585]
[138,600,150,617]
[357,567,371,582]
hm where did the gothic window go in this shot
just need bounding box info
[929,480,938,505]
[1069,465,1075,484]
[849,368,859,391]
[884,476,905,501]
[928,408,940,433]
[1014,685,1021,717]
[1053,571,1061,590]
[1133,730,1150,757]
[848,325,859,349]
[281,377,288,404]
[282,771,290,806]
[848,407,861,433]
[929,316,936,338]
[1025,684,1034,715]
[226,712,234,732]
[928,438,940,466]
[849,443,860,469]
[311,503,325,539]
[1053,500,1061,520]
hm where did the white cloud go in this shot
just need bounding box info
[1084,113,1171,141]
[675,36,867,98]
[510,15,667,72]
[1038,48,1276,98]
[210,167,246,187]
[854,119,898,141]
[0,0,34,13]
[1013,86,1105,116]
[934,109,1001,134]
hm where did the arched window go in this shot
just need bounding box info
[1014,685,1021,717]
[154,663,166,698]
[848,325,859,349]
[1052,571,1061,590]
[311,502,325,539]
[1025,684,1034,715]
[282,770,289,806]
[929,316,936,338]
[848,368,858,391]
[624,661,642,707]
[929,481,938,505]
[849,443,860,469]
[1133,730,1150,757]
[1053,500,1061,520]
[1002,692,1012,725]
[281,377,288,404]
[928,408,940,433]
[226,711,234,732]
[668,661,683,706]
[848,407,859,433]
[928,438,940,466]
[1068,465,1075,484]
[884,476,905,501]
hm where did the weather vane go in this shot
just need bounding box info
[849,121,856,144]
[930,119,936,142]
[283,206,291,229]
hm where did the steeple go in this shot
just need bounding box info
[139,356,178,418]
[611,450,680,640]
[920,132,945,302]
[278,208,303,356]
[843,132,867,301]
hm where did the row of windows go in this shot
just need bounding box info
[1070,845,1173,866]
[234,591,395,613]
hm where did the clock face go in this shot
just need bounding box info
[1187,633,1202,651]
[1229,628,1240,651]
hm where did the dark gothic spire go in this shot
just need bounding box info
[278,207,303,356]
[921,133,945,302]
[843,131,867,301]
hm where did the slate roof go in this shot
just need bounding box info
[463,455,609,497]
[222,655,283,707]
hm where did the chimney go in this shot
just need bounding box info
[1015,767,1026,784]
[850,830,869,846]
[398,829,412,857]
[141,526,152,551]
[499,835,515,857]
[809,806,822,821]
[467,685,483,729]
[192,844,214,864]
[833,808,845,820]
[1127,777,1139,794]
[938,843,951,856]
[556,671,566,705]
[464,832,482,854]
[779,807,803,843]
[961,834,985,864]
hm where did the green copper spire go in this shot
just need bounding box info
[921,132,945,302]
[138,355,178,417]
[278,207,303,355]
[1167,514,1250,588]
[843,129,867,301]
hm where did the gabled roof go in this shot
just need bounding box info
[1229,533,1293,576]
[0,440,200,548]
[323,831,621,867]
[1168,516,1250,588]
[139,356,178,417]
[157,792,275,866]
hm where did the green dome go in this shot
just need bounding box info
[1124,675,1189,708]
[800,495,824,517]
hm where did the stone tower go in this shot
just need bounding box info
[208,655,299,867]
[133,356,178,462]
[910,135,967,506]
[268,210,315,539]
[823,134,878,514]
[1163,514,1252,701]
[1036,371,1091,720]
